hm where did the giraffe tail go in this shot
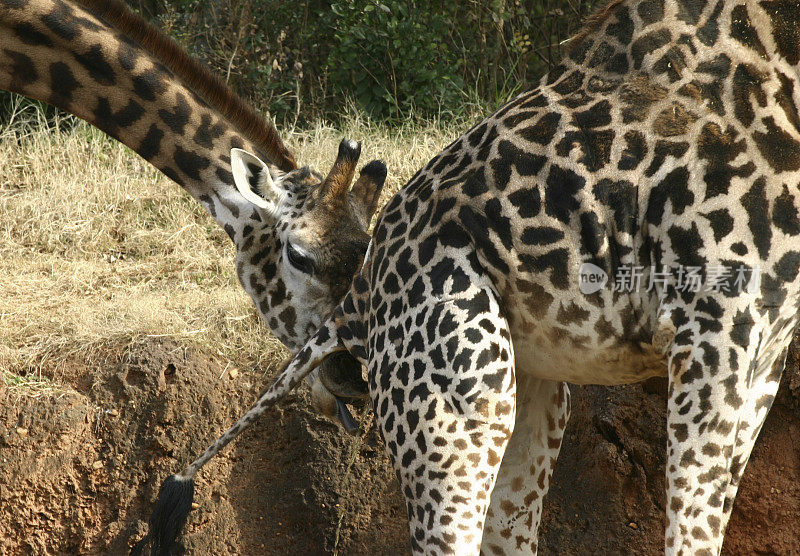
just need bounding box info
[131,320,342,555]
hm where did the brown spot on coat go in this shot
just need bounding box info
[653,103,698,137]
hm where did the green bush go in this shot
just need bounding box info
[327,1,466,119]
[6,1,596,125]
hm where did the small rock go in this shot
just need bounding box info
[628,522,638,529]
[92,460,103,470]
[229,368,239,379]
[15,427,28,438]
[108,409,119,416]
[191,502,199,510]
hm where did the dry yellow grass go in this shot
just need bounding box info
[0,98,466,392]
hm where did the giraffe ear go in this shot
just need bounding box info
[231,148,285,213]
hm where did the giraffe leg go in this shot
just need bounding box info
[718,346,788,533]
[369,284,517,555]
[481,377,569,555]
[663,303,791,555]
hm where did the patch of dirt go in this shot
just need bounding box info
[0,338,409,555]
[2,336,799,554]
[540,348,800,554]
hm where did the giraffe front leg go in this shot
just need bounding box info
[481,377,569,555]
[664,310,789,555]
[369,284,517,555]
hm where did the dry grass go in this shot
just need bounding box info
[0,98,465,391]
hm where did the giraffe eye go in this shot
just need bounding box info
[286,242,315,274]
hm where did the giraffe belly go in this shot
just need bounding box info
[512,331,668,385]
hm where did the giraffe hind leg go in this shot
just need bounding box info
[663,299,790,555]
[482,377,569,555]
[719,345,788,530]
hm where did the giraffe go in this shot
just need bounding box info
[0,0,387,428]
[140,0,800,553]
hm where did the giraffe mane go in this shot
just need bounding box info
[76,0,298,171]
[567,0,627,52]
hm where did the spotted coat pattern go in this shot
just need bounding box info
[242,0,800,553]
[137,0,800,554]
[0,0,387,423]
[351,0,800,551]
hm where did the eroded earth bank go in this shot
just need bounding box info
[2,336,798,554]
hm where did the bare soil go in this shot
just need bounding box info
[1,338,409,555]
[2,337,798,554]
[540,360,800,555]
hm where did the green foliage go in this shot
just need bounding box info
[133,1,598,123]
[328,1,465,119]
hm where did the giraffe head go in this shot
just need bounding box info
[0,0,382,429]
[230,138,385,426]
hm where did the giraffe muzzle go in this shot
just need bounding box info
[317,351,368,434]
[319,351,369,399]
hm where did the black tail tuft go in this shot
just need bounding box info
[131,474,195,556]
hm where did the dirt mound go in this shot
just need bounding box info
[2,337,798,554]
[0,339,408,555]
[540,345,800,554]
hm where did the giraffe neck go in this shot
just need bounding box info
[0,0,290,234]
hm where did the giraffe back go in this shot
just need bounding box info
[345,0,800,385]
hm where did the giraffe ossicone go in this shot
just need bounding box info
[139,0,800,554]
